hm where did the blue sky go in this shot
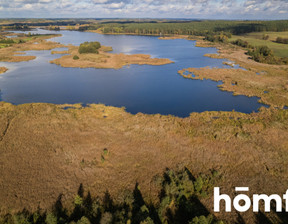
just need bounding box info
[0,0,287,19]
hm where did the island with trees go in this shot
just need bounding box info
[50,41,173,69]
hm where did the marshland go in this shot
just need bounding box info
[0,19,288,224]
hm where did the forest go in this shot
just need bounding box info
[84,20,288,36]
[82,20,288,65]
[0,168,224,224]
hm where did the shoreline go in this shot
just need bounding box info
[179,47,288,108]
[0,33,64,63]
[50,45,174,69]
[1,30,287,108]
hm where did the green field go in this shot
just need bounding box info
[230,31,288,57]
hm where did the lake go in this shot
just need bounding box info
[0,29,264,117]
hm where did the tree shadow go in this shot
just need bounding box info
[254,200,288,224]
[255,211,273,224]
[132,182,147,224]
[271,201,288,223]
[148,203,162,224]
[102,190,114,212]
[77,183,84,198]
[236,211,246,224]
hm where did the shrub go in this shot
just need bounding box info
[77,216,91,224]
[73,55,79,60]
[204,32,229,43]
[246,45,287,64]
[45,213,57,224]
[231,39,251,48]
[0,39,14,44]
[189,215,213,224]
[276,37,288,44]
[78,41,101,54]
[103,148,109,155]
[194,176,203,193]
[100,212,113,224]
[262,34,269,40]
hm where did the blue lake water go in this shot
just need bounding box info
[0,29,264,117]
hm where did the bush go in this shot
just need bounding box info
[77,216,91,224]
[78,41,101,54]
[73,55,79,60]
[246,45,287,64]
[0,39,14,44]
[189,215,213,224]
[276,37,288,44]
[45,213,57,224]
[262,34,269,40]
[204,32,229,43]
[194,176,203,193]
[232,39,251,48]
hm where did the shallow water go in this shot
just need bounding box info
[0,29,264,117]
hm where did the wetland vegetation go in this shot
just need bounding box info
[50,42,173,69]
[0,19,288,224]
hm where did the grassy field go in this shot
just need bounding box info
[230,31,288,57]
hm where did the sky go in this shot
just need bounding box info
[0,0,287,19]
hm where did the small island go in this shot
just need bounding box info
[0,67,7,74]
[50,41,174,69]
[0,33,63,63]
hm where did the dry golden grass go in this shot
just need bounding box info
[50,45,174,69]
[51,50,69,55]
[158,35,189,40]
[179,44,288,108]
[0,102,288,224]
[0,34,64,62]
[100,45,113,52]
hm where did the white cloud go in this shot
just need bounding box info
[106,2,125,9]
[23,3,33,9]
[0,0,287,19]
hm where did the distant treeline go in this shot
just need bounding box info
[0,168,223,224]
[1,20,287,35]
[83,20,288,36]
[1,24,29,30]
[0,21,93,31]
[48,26,60,31]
